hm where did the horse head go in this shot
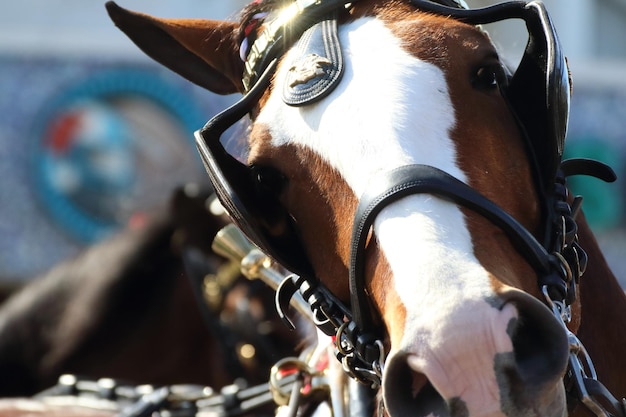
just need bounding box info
[107,1,613,416]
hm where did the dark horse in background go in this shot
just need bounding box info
[0,184,297,397]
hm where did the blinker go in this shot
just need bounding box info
[411,0,571,195]
[197,0,358,279]
[195,60,315,279]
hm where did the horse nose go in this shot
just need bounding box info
[382,289,569,417]
[500,289,569,389]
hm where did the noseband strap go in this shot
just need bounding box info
[349,164,560,331]
[348,163,623,417]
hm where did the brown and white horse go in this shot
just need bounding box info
[57,0,623,416]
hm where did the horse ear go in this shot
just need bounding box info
[105,1,244,94]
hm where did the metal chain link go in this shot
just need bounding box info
[543,287,626,417]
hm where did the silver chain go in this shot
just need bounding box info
[542,286,622,417]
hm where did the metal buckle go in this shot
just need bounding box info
[269,357,329,417]
[566,334,609,417]
[336,333,384,388]
[552,251,574,286]
[542,284,571,324]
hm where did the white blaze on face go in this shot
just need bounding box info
[256,15,515,408]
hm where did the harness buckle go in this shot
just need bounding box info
[552,251,573,285]
[336,327,384,388]
[542,286,626,417]
[372,340,385,380]
[542,285,571,323]
[567,336,609,417]
[269,358,329,408]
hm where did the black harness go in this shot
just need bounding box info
[35,372,291,417]
[194,0,625,416]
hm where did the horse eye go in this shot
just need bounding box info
[252,165,287,194]
[472,65,505,90]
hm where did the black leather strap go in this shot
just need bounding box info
[196,59,316,279]
[561,158,617,183]
[349,164,556,330]
[411,0,529,25]
[412,0,570,201]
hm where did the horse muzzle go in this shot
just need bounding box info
[381,288,570,417]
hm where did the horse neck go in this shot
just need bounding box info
[576,214,626,395]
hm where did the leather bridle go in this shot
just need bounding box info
[194,0,625,415]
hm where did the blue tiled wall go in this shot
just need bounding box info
[0,55,232,282]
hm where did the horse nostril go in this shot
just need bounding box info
[381,291,570,417]
[411,370,429,398]
[382,354,448,417]
[503,289,570,388]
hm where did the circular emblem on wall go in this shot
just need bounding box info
[32,69,206,243]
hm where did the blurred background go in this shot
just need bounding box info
[0,0,625,288]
